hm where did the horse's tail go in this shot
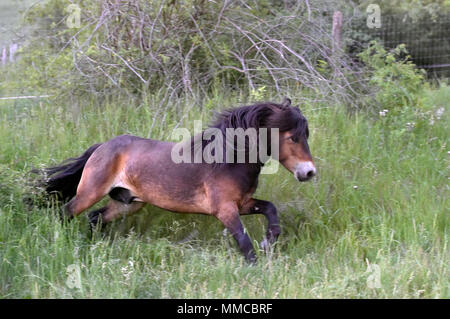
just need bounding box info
[33,143,103,203]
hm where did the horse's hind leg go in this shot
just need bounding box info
[88,199,144,229]
[63,189,107,221]
[63,164,115,220]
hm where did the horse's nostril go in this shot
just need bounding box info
[295,162,316,182]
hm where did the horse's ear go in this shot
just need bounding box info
[281,97,291,108]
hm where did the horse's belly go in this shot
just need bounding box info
[143,191,211,214]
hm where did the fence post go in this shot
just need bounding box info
[332,11,343,53]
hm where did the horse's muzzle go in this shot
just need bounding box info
[294,161,316,182]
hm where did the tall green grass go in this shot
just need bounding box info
[0,87,448,298]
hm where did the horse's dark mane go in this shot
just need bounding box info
[188,98,309,167]
[210,98,308,141]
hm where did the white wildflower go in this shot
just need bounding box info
[406,122,416,130]
[435,107,444,120]
[121,259,135,281]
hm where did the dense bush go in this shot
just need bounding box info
[358,41,426,112]
[6,0,364,105]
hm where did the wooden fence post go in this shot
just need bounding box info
[332,11,343,53]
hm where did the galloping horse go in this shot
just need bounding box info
[37,98,316,262]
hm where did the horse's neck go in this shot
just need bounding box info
[221,162,262,191]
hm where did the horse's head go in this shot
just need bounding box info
[210,98,316,181]
[268,98,316,182]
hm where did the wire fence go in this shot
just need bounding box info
[348,13,450,78]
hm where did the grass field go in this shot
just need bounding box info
[0,85,448,298]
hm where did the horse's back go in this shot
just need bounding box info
[80,134,174,193]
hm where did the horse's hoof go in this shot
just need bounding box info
[246,253,257,265]
[88,207,107,231]
[59,208,73,224]
[260,238,270,252]
[88,216,99,230]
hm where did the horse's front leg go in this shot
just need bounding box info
[215,202,257,263]
[241,199,281,249]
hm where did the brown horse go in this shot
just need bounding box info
[38,98,316,262]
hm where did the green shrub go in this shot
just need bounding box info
[357,41,447,141]
[358,41,427,114]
